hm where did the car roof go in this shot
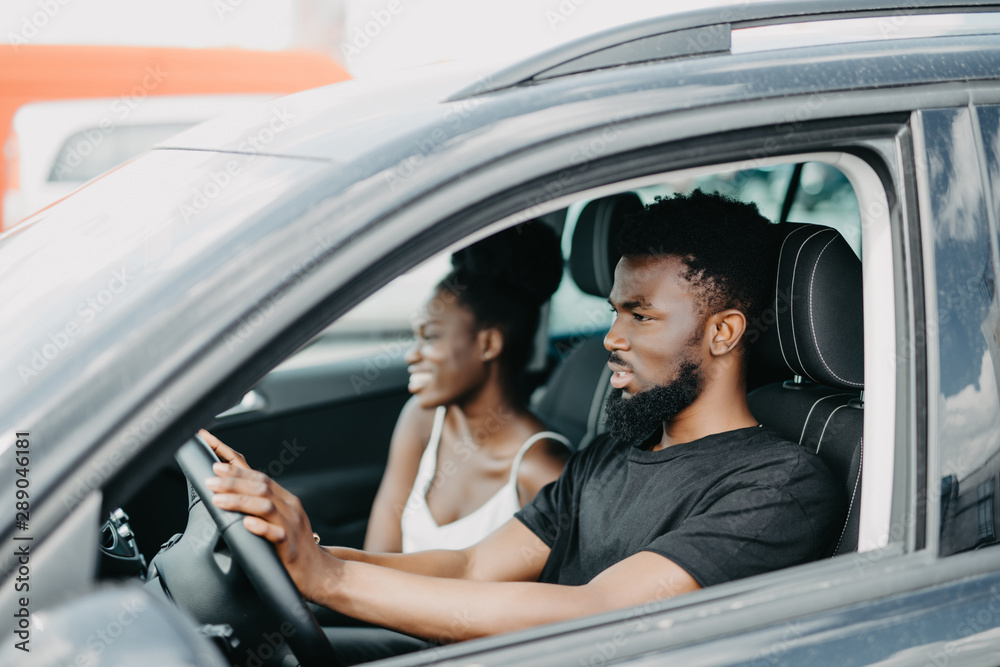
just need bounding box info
[451,0,1000,97]
[160,2,1000,164]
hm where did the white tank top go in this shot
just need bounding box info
[401,406,570,553]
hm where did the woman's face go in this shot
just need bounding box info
[405,290,491,408]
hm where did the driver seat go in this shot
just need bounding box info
[748,223,864,556]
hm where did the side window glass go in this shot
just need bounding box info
[784,162,862,256]
[547,162,861,345]
[304,255,451,354]
[920,107,1000,555]
[549,162,861,356]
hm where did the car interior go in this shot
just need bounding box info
[95,153,886,664]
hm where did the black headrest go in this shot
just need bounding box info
[570,193,644,297]
[754,223,864,390]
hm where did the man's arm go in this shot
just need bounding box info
[314,548,699,641]
[201,428,548,582]
[325,518,549,582]
[206,459,700,642]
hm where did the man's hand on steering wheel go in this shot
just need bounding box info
[199,428,251,469]
[200,429,336,603]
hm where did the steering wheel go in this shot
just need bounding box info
[162,434,340,667]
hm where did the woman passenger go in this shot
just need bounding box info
[363,221,570,553]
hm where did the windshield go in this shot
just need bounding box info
[0,148,329,473]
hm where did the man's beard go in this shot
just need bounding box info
[603,361,705,444]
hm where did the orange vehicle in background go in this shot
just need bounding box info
[0,45,350,231]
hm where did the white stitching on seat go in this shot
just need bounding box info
[790,229,829,384]
[814,404,848,456]
[809,236,864,388]
[775,228,801,375]
[798,393,854,446]
[833,436,863,555]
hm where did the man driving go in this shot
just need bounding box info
[202,189,845,659]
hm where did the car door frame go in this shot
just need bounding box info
[152,106,917,664]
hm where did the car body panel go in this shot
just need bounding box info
[0,586,227,667]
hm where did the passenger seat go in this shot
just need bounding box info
[533,192,643,449]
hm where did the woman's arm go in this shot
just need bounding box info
[363,397,435,552]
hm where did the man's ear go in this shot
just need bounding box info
[477,327,505,362]
[707,309,747,356]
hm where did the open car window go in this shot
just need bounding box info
[255,152,891,569]
[307,160,866,366]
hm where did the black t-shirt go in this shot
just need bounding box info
[515,426,845,587]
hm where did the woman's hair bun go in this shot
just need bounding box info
[450,220,563,305]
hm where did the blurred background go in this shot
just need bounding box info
[0,0,876,344]
[0,0,714,231]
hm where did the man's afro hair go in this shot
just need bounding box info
[616,189,778,326]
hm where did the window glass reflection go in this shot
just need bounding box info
[924,107,1000,555]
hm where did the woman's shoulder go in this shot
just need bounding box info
[391,397,440,454]
[514,421,571,496]
[520,432,571,466]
